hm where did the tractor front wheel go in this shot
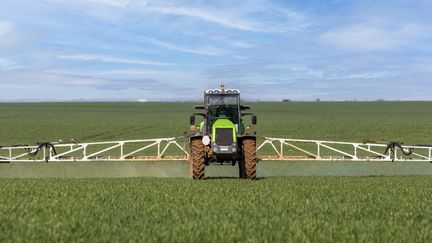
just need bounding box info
[190,138,205,180]
[242,138,257,180]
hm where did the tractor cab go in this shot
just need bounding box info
[204,88,240,135]
[190,84,256,137]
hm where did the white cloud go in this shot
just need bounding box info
[60,0,262,31]
[230,41,254,49]
[0,21,27,49]
[204,62,399,81]
[45,0,129,7]
[142,3,308,33]
[48,0,307,33]
[0,21,15,37]
[143,5,260,32]
[57,54,174,66]
[86,0,129,7]
[140,36,225,56]
[94,69,196,79]
[319,23,425,51]
[0,71,104,86]
[0,58,24,70]
[45,68,200,82]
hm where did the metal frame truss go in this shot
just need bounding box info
[0,138,188,162]
[257,138,432,162]
[1,137,431,162]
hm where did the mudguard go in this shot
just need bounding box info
[189,134,203,143]
[238,135,256,142]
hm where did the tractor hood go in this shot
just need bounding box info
[211,118,237,144]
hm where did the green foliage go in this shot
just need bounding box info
[0,102,191,145]
[1,177,432,242]
[1,101,432,145]
[1,102,432,242]
[252,101,432,144]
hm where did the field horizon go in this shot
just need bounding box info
[2,99,432,103]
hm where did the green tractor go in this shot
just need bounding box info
[189,84,258,180]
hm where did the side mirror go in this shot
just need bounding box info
[189,115,195,125]
[194,105,206,110]
[252,115,257,125]
[240,105,251,110]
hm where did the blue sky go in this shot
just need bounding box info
[0,0,431,101]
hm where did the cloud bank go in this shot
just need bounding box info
[0,0,431,101]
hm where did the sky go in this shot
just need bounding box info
[0,0,431,101]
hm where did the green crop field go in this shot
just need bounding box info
[1,177,432,242]
[1,101,432,242]
[1,101,432,145]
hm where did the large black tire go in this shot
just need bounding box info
[238,159,246,179]
[190,139,205,180]
[242,138,257,180]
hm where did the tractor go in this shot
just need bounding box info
[189,84,257,180]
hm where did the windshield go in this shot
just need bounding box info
[207,95,239,106]
[206,94,240,130]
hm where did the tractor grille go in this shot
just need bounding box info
[215,128,233,146]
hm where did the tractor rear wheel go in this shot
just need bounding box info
[238,159,246,178]
[190,138,205,180]
[242,138,257,180]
